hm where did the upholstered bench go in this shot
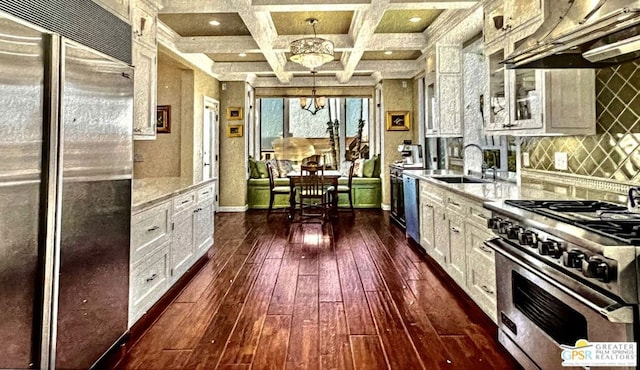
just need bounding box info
[247,176,381,209]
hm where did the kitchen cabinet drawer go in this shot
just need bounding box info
[173,191,195,215]
[131,201,170,263]
[130,241,169,324]
[196,183,215,204]
[468,203,491,228]
[445,194,464,214]
[420,181,443,202]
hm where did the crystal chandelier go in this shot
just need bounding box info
[290,18,334,70]
[300,71,326,115]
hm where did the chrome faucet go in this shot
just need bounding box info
[463,143,491,179]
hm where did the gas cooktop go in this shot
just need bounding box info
[504,200,640,245]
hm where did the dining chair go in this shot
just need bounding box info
[266,161,291,216]
[292,165,331,224]
[335,160,355,213]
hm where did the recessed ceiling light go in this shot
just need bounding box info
[384,51,393,55]
[209,20,220,26]
[239,53,247,57]
[409,17,422,23]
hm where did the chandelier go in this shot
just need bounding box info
[300,71,326,115]
[290,18,334,70]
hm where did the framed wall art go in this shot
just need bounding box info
[386,111,410,131]
[226,107,243,120]
[157,105,171,133]
[227,124,243,138]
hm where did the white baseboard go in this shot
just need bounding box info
[217,205,248,213]
[381,203,391,211]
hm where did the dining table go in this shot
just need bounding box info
[287,170,341,222]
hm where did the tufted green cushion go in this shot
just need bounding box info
[255,160,269,178]
[248,157,260,178]
[362,157,376,177]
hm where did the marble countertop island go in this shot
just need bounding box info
[132,177,218,212]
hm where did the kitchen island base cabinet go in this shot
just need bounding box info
[130,241,170,324]
[446,211,466,287]
[465,223,497,323]
[171,206,195,282]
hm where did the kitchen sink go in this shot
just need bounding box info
[430,176,488,184]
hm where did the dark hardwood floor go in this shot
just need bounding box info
[113,210,519,370]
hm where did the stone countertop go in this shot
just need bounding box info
[402,169,577,202]
[132,177,218,212]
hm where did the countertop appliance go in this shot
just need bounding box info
[484,200,639,370]
[0,10,132,370]
[397,143,424,168]
[403,174,419,242]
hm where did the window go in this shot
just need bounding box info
[256,97,373,167]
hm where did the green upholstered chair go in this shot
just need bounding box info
[266,161,291,215]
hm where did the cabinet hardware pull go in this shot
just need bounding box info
[481,285,494,295]
[449,201,460,207]
[147,226,159,232]
[146,273,158,282]
[451,227,460,233]
[479,245,493,254]
[181,200,190,204]
[202,191,210,195]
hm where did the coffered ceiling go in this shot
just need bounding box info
[156,0,479,88]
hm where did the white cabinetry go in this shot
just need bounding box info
[484,20,596,136]
[425,44,463,137]
[129,182,216,326]
[418,179,497,322]
[131,0,158,140]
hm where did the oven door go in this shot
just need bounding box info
[486,237,636,370]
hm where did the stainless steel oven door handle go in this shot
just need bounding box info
[485,237,634,324]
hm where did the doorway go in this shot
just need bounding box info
[203,97,219,210]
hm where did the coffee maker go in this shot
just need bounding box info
[397,140,423,168]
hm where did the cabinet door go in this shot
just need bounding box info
[465,223,497,322]
[431,205,448,268]
[171,210,194,280]
[484,2,505,45]
[485,46,509,132]
[420,201,435,254]
[511,68,542,129]
[132,43,157,139]
[132,5,156,49]
[194,201,214,257]
[447,211,466,286]
[436,45,463,136]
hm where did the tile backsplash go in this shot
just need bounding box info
[521,60,640,183]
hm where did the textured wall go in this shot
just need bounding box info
[219,82,247,208]
[134,60,182,178]
[190,69,220,183]
[180,69,195,181]
[522,60,640,183]
[382,79,415,205]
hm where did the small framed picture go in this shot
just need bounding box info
[386,111,410,131]
[157,105,171,133]
[227,107,243,120]
[227,124,243,138]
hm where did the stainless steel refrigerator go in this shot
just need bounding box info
[0,13,132,369]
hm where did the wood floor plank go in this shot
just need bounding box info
[365,290,424,369]
[319,302,353,370]
[266,237,287,259]
[252,315,291,370]
[218,258,282,365]
[319,253,342,302]
[335,243,377,335]
[346,233,384,292]
[268,247,301,315]
[286,275,319,370]
[349,335,387,370]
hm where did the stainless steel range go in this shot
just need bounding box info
[484,200,639,370]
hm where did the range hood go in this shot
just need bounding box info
[503,0,640,69]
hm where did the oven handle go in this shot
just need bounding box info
[485,237,634,324]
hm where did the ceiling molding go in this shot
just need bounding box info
[157,21,219,79]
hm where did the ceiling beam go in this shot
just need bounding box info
[337,0,389,83]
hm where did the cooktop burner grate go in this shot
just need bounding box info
[504,200,640,245]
